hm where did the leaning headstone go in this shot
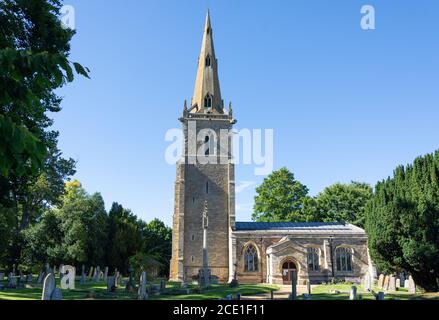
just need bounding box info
[376,292,385,300]
[138,272,148,300]
[349,286,357,300]
[60,265,76,290]
[383,275,390,290]
[88,266,94,279]
[377,274,384,289]
[408,276,416,294]
[289,270,297,300]
[107,276,116,293]
[388,275,396,291]
[42,273,56,300]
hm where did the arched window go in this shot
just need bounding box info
[335,247,353,272]
[244,244,258,272]
[204,94,212,109]
[205,181,209,194]
[307,248,319,272]
[205,55,211,67]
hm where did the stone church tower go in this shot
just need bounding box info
[170,12,236,283]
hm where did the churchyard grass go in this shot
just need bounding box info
[303,283,439,300]
[0,277,278,300]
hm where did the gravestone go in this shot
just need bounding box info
[93,266,100,282]
[115,271,121,287]
[376,292,385,300]
[107,276,116,293]
[160,279,166,292]
[37,270,44,284]
[88,266,94,279]
[396,279,401,289]
[408,276,416,294]
[7,273,17,288]
[388,275,396,291]
[349,285,357,300]
[226,294,233,300]
[290,270,297,300]
[26,274,33,283]
[383,275,390,290]
[80,265,86,284]
[404,279,409,288]
[51,288,63,300]
[399,273,405,287]
[58,264,64,279]
[138,271,148,300]
[42,273,56,300]
[302,293,311,300]
[0,272,4,281]
[125,267,135,292]
[377,274,384,288]
[364,274,371,291]
[60,265,76,290]
[104,267,109,282]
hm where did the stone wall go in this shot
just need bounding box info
[233,232,370,285]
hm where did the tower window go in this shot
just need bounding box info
[206,181,209,194]
[205,55,211,67]
[204,95,212,109]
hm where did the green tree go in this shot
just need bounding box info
[57,181,107,266]
[21,210,63,268]
[0,0,88,180]
[252,167,310,222]
[314,182,373,228]
[365,151,439,292]
[105,202,143,273]
[0,0,86,268]
[141,218,172,276]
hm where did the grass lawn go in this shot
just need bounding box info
[1,278,437,300]
[304,283,439,300]
[0,277,278,300]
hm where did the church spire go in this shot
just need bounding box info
[191,11,223,114]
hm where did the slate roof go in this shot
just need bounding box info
[235,221,363,232]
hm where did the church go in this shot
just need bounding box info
[169,12,372,286]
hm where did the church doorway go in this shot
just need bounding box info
[281,260,297,285]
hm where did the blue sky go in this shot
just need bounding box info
[55,0,439,226]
